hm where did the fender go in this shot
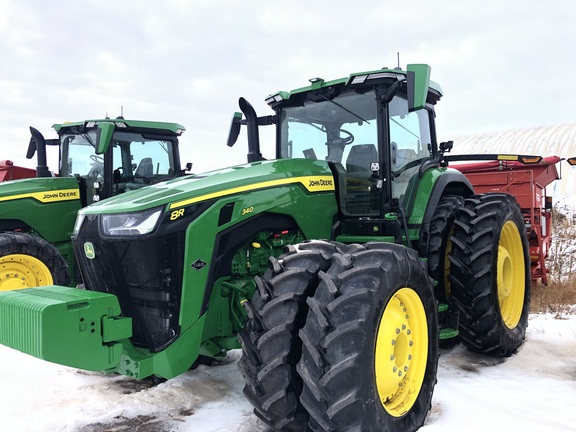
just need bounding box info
[419,170,474,232]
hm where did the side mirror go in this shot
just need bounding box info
[439,141,453,154]
[567,157,576,166]
[406,64,431,112]
[227,112,243,147]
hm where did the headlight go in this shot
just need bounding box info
[72,213,86,236]
[101,207,163,236]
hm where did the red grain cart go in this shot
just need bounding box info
[451,155,563,285]
[0,160,36,182]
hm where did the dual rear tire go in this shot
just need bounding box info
[238,241,438,432]
[239,193,531,431]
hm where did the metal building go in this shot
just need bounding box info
[444,122,576,200]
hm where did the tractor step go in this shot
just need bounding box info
[0,285,131,371]
[437,302,459,341]
[439,327,459,340]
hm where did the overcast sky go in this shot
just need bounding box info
[2,0,575,172]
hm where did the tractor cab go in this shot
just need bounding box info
[29,118,189,206]
[228,65,460,243]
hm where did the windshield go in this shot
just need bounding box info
[60,131,175,178]
[113,131,176,179]
[59,128,178,204]
[279,90,378,165]
[60,131,100,177]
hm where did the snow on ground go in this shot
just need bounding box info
[1,313,575,432]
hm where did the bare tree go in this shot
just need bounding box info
[547,205,576,283]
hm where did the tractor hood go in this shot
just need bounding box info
[0,177,80,202]
[0,177,81,242]
[78,158,335,217]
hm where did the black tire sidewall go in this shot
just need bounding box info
[450,193,530,356]
[299,244,438,432]
[419,194,464,301]
[366,253,439,430]
[238,241,345,431]
[0,232,69,287]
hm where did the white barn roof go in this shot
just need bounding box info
[443,122,576,200]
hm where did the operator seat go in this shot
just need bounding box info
[126,157,153,190]
[346,144,378,172]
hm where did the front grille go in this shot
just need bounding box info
[73,214,185,352]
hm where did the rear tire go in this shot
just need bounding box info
[449,193,530,357]
[298,243,438,432]
[419,194,464,301]
[0,232,69,291]
[238,241,354,431]
[420,195,464,349]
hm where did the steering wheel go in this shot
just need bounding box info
[90,155,104,164]
[328,129,354,146]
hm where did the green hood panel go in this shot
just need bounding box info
[0,177,82,243]
[0,177,80,202]
[80,159,335,215]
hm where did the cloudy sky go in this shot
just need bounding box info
[1,0,575,172]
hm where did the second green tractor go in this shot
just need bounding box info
[0,64,531,432]
[0,118,188,289]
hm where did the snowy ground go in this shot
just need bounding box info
[1,313,575,432]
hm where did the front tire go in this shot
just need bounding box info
[238,241,353,431]
[298,243,438,432]
[0,232,69,291]
[449,193,530,357]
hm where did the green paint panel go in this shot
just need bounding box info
[0,177,81,243]
[111,315,206,380]
[53,118,185,135]
[0,286,131,371]
[79,158,337,216]
[439,328,459,340]
[97,122,115,154]
[408,167,450,225]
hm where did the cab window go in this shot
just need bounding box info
[389,97,432,205]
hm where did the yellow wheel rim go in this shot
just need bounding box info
[0,254,53,291]
[497,221,525,329]
[375,287,428,417]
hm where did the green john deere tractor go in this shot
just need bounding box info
[0,118,189,290]
[0,65,531,432]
